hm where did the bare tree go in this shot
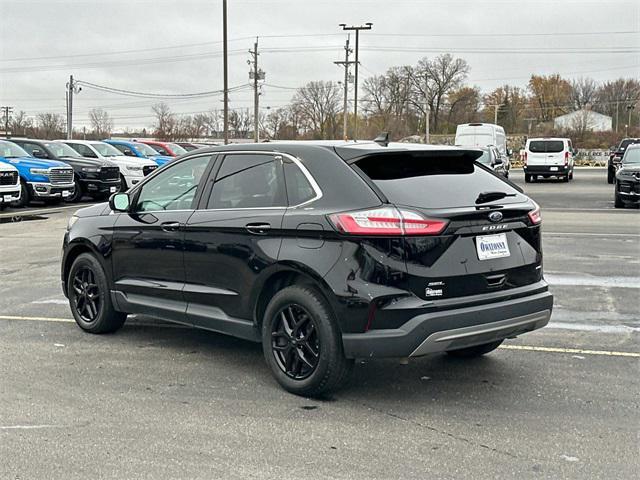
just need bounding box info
[291,81,341,139]
[228,109,251,138]
[203,110,222,138]
[88,108,114,138]
[9,110,33,136]
[36,113,65,139]
[151,102,176,140]
[570,77,598,110]
[594,78,640,130]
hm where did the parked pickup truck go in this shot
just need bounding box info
[0,140,74,207]
[103,139,173,167]
[10,139,121,202]
[0,162,21,210]
[58,140,157,190]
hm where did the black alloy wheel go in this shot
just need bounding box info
[271,304,320,380]
[72,266,102,323]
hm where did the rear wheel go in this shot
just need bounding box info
[569,170,574,181]
[446,340,503,358]
[607,168,614,184]
[524,174,532,183]
[68,253,127,333]
[262,285,353,397]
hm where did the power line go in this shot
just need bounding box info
[75,80,251,99]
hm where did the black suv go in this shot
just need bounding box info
[608,138,640,183]
[61,142,553,396]
[614,144,640,208]
[10,139,121,202]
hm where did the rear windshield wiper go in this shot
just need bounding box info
[475,191,517,204]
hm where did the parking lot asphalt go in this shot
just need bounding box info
[1,167,638,479]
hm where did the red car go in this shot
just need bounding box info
[135,140,188,157]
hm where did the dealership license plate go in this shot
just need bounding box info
[550,166,558,171]
[109,186,117,193]
[476,233,510,261]
[3,195,12,202]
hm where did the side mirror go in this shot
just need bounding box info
[32,149,47,158]
[109,192,130,212]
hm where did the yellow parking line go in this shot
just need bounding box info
[500,344,640,358]
[1,315,638,358]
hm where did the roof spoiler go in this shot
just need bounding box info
[373,132,390,147]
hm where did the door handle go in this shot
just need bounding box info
[245,223,271,235]
[160,221,181,232]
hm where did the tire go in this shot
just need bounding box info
[562,174,569,183]
[524,174,532,183]
[614,184,624,208]
[569,170,574,181]
[262,285,353,397]
[67,253,127,334]
[607,168,614,184]
[14,179,30,208]
[446,340,503,358]
[66,178,83,203]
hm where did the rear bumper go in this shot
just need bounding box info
[342,289,553,358]
[523,165,569,174]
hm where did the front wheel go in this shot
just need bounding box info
[14,180,30,208]
[66,178,83,203]
[607,169,614,184]
[614,185,624,208]
[446,340,503,358]
[68,253,127,333]
[262,285,353,397]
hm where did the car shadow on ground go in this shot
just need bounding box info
[117,319,530,403]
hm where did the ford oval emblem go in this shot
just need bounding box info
[488,211,503,223]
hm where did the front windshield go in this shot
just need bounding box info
[135,143,161,156]
[622,148,640,164]
[476,150,491,165]
[93,142,124,157]
[0,141,30,158]
[168,143,187,155]
[45,142,80,158]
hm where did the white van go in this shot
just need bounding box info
[455,123,508,157]
[523,137,575,183]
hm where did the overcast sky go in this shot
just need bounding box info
[1,0,638,130]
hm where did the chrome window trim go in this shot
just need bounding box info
[200,150,323,212]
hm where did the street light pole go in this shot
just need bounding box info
[222,0,229,145]
[339,23,372,141]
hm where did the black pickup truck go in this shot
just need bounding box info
[608,138,640,183]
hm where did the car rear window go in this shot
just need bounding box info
[620,139,640,150]
[354,153,519,208]
[528,141,564,153]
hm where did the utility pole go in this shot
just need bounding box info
[249,37,265,143]
[222,0,229,145]
[489,103,503,125]
[626,104,635,136]
[425,104,430,144]
[66,75,81,139]
[334,36,354,140]
[1,106,13,139]
[615,101,619,132]
[340,23,372,141]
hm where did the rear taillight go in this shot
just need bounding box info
[523,152,527,166]
[329,207,448,236]
[564,151,569,165]
[528,204,542,225]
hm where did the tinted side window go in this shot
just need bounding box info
[208,154,285,209]
[135,155,211,212]
[283,159,316,206]
[112,144,127,154]
[151,145,169,156]
[69,143,96,158]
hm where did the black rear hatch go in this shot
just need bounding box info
[350,149,542,300]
